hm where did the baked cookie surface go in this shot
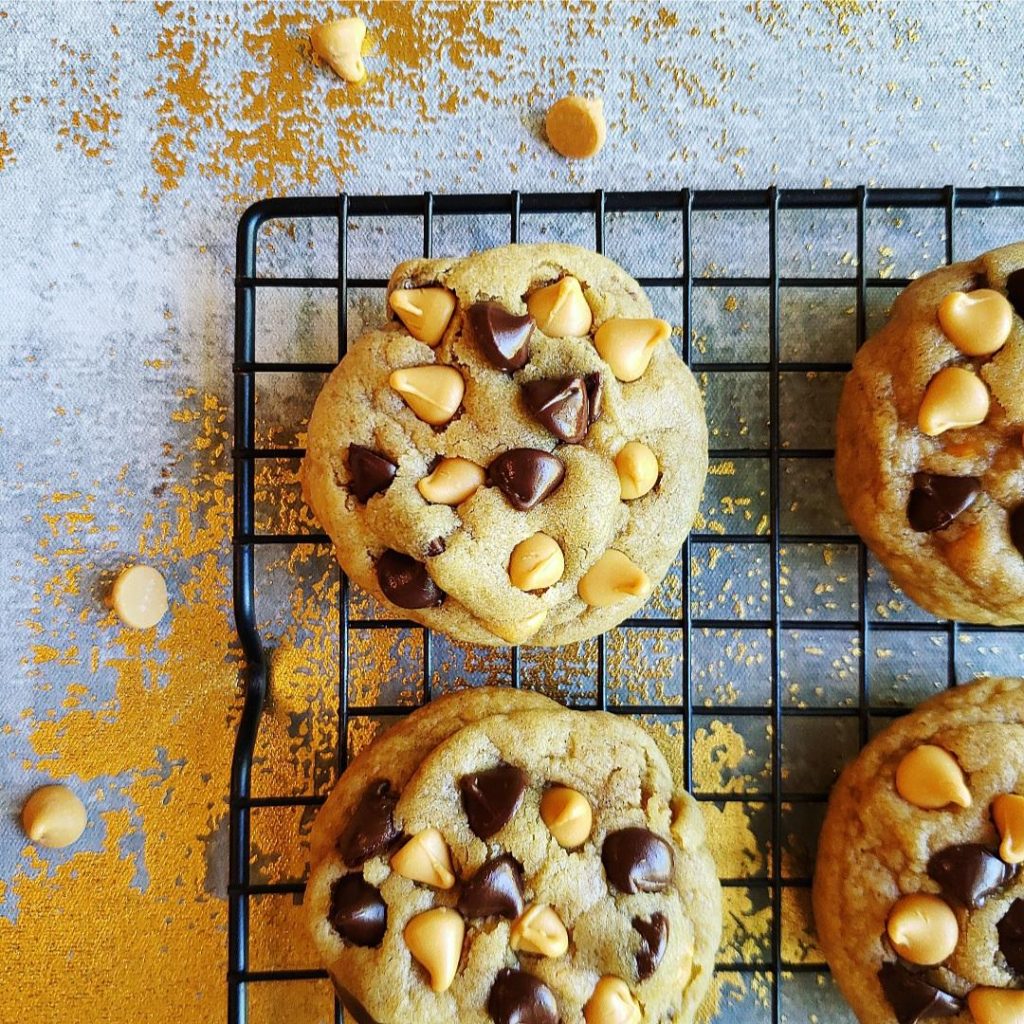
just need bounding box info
[308,686,560,868]
[301,242,707,646]
[813,676,1024,1023]
[306,706,721,1024]
[835,243,1024,624]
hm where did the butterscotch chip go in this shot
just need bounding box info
[310,17,367,83]
[111,564,168,629]
[403,907,464,992]
[21,785,87,849]
[388,365,464,425]
[886,893,959,965]
[614,442,659,500]
[578,550,650,607]
[968,987,1024,1024]
[526,277,593,337]
[540,785,593,848]
[992,793,1024,864]
[545,95,607,159]
[938,288,1013,356]
[894,744,972,809]
[509,903,569,958]
[508,533,564,591]
[390,827,455,889]
[917,366,990,436]
[389,287,457,347]
[417,457,485,505]
[583,976,642,1024]
[593,318,671,382]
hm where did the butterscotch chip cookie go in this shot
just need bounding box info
[306,707,721,1024]
[300,243,707,647]
[308,686,560,868]
[813,676,1024,1023]
[835,244,1024,624]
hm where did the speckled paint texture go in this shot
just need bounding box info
[2,2,1024,1022]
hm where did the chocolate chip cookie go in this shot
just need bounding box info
[306,705,721,1023]
[813,676,1024,1024]
[300,243,707,646]
[308,686,560,868]
[835,244,1024,624]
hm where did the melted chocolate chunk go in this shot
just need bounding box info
[1006,267,1024,319]
[424,536,446,557]
[1010,503,1024,558]
[458,853,525,920]
[347,445,397,504]
[466,301,533,371]
[907,473,981,533]
[602,827,673,894]
[487,968,558,1024]
[488,449,566,511]
[927,843,1017,909]
[521,376,591,443]
[999,898,1024,974]
[584,371,603,423]
[460,764,528,839]
[376,550,445,609]
[328,874,387,947]
[633,912,669,980]
[878,963,963,1024]
[337,780,402,867]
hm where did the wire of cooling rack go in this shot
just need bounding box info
[229,187,1024,1024]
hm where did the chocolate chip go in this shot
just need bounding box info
[584,371,603,424]
[907,473,981,533]
[602,827,673,894]
[337,779,402,867]
[376,549,445,609]
[328,874,387,947]
[488,449,566,511]
[1006,267,1024,319]
[466,301,533,371]
[927,843,1017,909]
[458,853,524,919]
[486,968,558,1024]
[347,445,397,504]
[460,764,528,839]
[521,376,591,443]
[999,898,1024,973]
[1011,504,1024,558]
[633,912,669,980]
[425,536,446,557]
[877,962,963,1024]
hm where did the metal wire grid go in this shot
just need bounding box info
[230,186,1024,1024]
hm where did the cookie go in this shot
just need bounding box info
[309,686,560,868]
[835,243,1024,624]
[813,676,1024,1023]
[300,242,707,647]
[306,706,721,1023]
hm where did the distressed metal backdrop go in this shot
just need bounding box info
[4,4,1024,1023]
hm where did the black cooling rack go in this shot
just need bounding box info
[230,187,1024,1024]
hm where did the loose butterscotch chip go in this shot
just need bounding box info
[389,287,457,347]
[993,794,1024,864]
[510,903,569,958]
[310,17,367,83]
[938,288,1013,357]
[526,277,593,337]
[417,458,485,505]
[540,786,593,848]
[594,318,671,382]
[389,365,465,426]
[614,442,659,499]
[894,744,972,810]
[917,366,990,436]
[111,564,169,629]
[578,550,650,607]
[583,976,642,1024]
[509,534,565,591]
[886,893,959,966]
[21,785,87,849]
[404,907,465,992]
[390,828,456,889]
[545,95,607,159]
